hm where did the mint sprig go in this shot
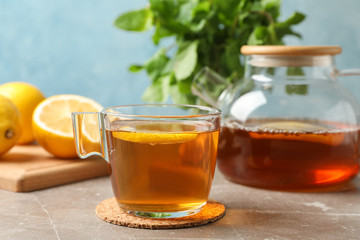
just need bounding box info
[114,0,305,104]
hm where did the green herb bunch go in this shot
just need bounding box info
[114,0,305,104]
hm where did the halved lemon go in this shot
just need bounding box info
[113,125,198,144]
[32,94,102,158]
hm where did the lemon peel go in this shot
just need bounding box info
[0,82,45,144]
[0,94,22,156]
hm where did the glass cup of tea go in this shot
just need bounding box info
[72,104,221,218]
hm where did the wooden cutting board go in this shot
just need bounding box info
[0,144,109,192]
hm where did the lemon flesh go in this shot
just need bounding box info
[113,131,198,144]
[250,121,345,146]
[112,123,199,144]
[32,94,102,158]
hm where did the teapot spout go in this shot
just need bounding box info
[191,67,230,108]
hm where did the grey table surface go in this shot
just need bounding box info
[1,169,359,240]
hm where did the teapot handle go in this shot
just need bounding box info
[335,68,360,77]
[191,67,230,108]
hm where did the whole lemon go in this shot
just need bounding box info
[0,82,45,144]
[0,95,22,157]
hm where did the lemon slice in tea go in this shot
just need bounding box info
[112,123,198,144]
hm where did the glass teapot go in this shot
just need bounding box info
[192,45,360,190]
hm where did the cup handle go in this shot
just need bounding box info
[72,112,106,160]
[335,68,360,77]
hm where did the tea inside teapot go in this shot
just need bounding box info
[193,45,360,190]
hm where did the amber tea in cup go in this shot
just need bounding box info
[72,104,221,218]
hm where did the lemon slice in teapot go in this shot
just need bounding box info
[249,120,345,146]
[257,121,329,131]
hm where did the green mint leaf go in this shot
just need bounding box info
[142,83,161,102]
[194,1,210,13]
[158,20,189,35]
[274,26,302,39]
[261,0,281,9]
[192,2,211,27]
[250,2,263,12]
[150,0,179,19]
[177,0,198,24]
[142,74,171,102]
[261,0,281,19]
[150,0,190,34]
[128,64,144,72]
[190,19,206,32]
[161,56,176,76]
[177,78,193,94]
[247,26,269,45]
[274,12,305,40]
[114,8,153,32]
[220,40,243,77]
[214,0,242,25]
[170,83,196,105]
[173,41,198,81]
[144,48,169,81]
[276,12,306,28]
[152,25,173,45]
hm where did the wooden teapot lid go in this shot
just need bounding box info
[241,45,342,56]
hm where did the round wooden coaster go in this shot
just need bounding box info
[95,198,226,229]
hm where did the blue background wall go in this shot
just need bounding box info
[1,0,360,108]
